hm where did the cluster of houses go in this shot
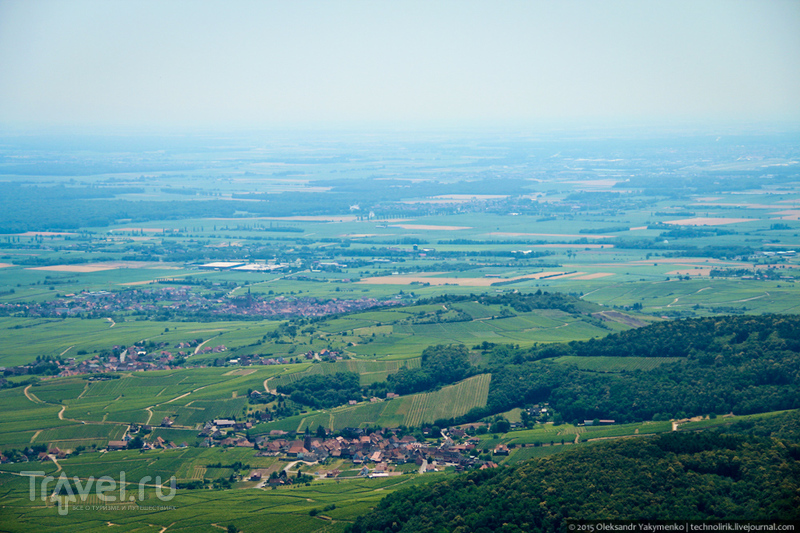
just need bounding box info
[197,419,255,446]
[251,427,496,476]
[0,286,402,321]
[106,436,188,451]
[301,349,344,362]
[55,342,227,377]
[1,337,307,383]
[0,446,72,465]
[0,287,197,318]
[217,295,401,319]
[90,421,503,479]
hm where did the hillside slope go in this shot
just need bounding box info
[348,412,800,532]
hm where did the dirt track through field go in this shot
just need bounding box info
[24,384,43,404]
[194,337,215,354]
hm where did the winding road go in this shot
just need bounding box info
[23,384,43,404]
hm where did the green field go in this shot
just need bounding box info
[0,452,449,533]
[0,365,311,451]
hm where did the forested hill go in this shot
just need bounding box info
[481,314,800,424]
[525,313,800,360]
[348,412,800,533]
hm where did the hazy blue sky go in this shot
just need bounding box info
[1,0,798,130]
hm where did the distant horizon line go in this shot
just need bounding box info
[2,118,800,138]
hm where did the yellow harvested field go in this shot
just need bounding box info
[692,202,784,209]
[13,231,76,236]
[629,258,727,264]
[434,194,507,200]
[231,186,332,193]
[764,243,800,248]
[629,226,648,231]
[108,236,157,242]
[0,263,14,268]
[771,210,800,220]
[665,217,752,226]
[588,258,740,268]
[401,195,507,204]
[521,271,570,279]
[339,234,391,238]
[114,227,168,232]
[529,243,613,249]
[389,224,471,231]
[487,232,613,239]
[400,194,508,204]
[566,179,620,188]
[28,264,119,273]
[208,215,358,222]
[571,272,615,280]
[358,271,569,286]
[27,261,173,273]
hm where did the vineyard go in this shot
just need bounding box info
[396,373,492,427]
[280,373,492,433]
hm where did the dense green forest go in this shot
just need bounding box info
[387,345,472,395]
[275,371,362,409]
[348,411,800,533]
[479,314,800,424]
[524,314,800,360]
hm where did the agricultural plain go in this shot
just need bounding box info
[0,131,799,531]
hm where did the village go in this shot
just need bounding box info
[0,285,401,320]
[0,336,350,383]
[108,417,507,485]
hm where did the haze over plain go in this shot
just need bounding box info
[0,0,799,131]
